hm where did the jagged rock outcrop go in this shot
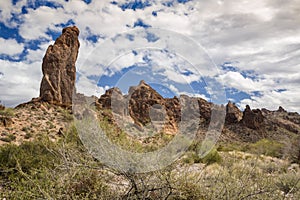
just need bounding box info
[198,98,212,122]
[39,26,80,105]
[277,106,287,113]
[241,105,264,130]
[225,101,242,124]
[98,81,182,134]
[128,80,165,126]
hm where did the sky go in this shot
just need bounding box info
[0,0,299,112]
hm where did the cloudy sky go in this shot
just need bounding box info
[0,0,299,112]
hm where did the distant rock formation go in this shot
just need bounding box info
[128,80,165,126]
[98,81,182,134]
[225,101,242,124]
[39,26,80,105]
[241,105,264,129]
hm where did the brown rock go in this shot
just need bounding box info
[128,80,165,126]
[39,26,80,105]
[225,101,242,124]
[98,87,125,115]
[241,105,264,129]
[198,98,212,122]
[277,106,287,112]
[98,81,183,134]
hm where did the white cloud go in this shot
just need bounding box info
[0,60,42,107]
[76,75,108,97]
[217,71,258,92]
[26,42,51,63]
[19,6,70,40]
[239,89,300,113]
[0,38,24,56]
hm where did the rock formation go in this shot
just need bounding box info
[98,81,182,134]
[96,81,300,141]
[225,101,242,124]
[241,105,264,129]
[128,80,165,126]
[39,26,80,105]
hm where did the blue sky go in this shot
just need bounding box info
[0,0,300,112]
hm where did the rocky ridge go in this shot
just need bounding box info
[96,80,300,143]
[1,26,299,146]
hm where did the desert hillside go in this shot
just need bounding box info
[0,26,299,199]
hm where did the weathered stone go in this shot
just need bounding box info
[241,105,264,129]
[277,106,287,112]
[128,80,165,126]
[198,98,212,122]
[225,101,242,124]
[39,26,80,105]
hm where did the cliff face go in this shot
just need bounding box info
[39,26,80,105]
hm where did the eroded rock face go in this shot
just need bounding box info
[225,101,242,124]
[39,26,80,105]
[241,105,264,129]
[98,81,182,134]
[128,80,165,126]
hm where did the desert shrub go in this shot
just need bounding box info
[217,142,247,152]
[0,134,16,143]
[0,108,15,117]
[183,151,201,164]
[200,148,222,165]
[0,127,114,199]
[247,139,284,158]
[0,139,60,176]
[276,171,300,196]
[187,141,222,165]
[60,109,74,121]
[24,132,32,139]
[282,135,300,164]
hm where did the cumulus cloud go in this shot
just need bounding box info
[0,38,24,56]
[19,6,70,40]
[0,60,42,107]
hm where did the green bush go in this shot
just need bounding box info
[0,108,15,117]
[248,139,284,158]
[200,148,222,165]
[0,134,16,143]
[0,140,59,174]
[183,151,201,164]
[184,141,222,165]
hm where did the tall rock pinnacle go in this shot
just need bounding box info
[39,26,80,105]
